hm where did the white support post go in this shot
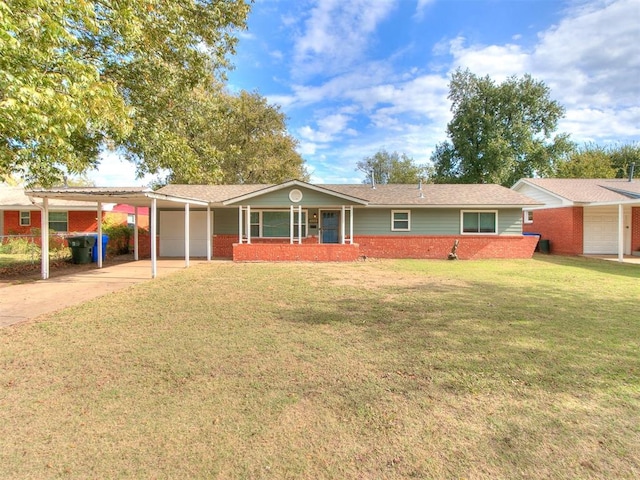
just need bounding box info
[41,198,49,280]
[206,204,212,261]
[349,206,354,244]
[238,206,243,244]
[151,198,157,278]
[298,205,302,244]
[618,203,624,262]
[341,205,346,244]
[184,202,190,268]
[246,205,251,244]
[97,201,103,269]
[290,205,294,244]
[134,206,139,261]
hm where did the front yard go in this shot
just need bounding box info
[1,256,638,479]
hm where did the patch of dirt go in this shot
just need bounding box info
[0,254,136,287]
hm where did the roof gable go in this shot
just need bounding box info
[222,180,369,205]
[513,178,640,204]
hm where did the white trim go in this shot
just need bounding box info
[223,180,369,205]
[523,210,534,224]
[391,210,411,232]
[19,210,31,226]
[206,205,212,261]
[134,206,139,261]
[184,202,190,268]
[289,189,303,203]
[151,198,157,279]
[460,210,499,235]
[97,202,103,269]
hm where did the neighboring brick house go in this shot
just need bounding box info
[0,187,148,239]
[512,178,640,256]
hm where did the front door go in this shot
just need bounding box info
[321,211,339,243]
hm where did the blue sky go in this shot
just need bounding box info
[93,0,640,185]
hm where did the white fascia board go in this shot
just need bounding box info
[584,199,640,207]
[145,192,209,206]
[367,204,539,209]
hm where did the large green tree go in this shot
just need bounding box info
[555,143,640,179]
[431,69,573,186]
[155,88,307,184]
[0,0,250,186]
[356,149,429,185]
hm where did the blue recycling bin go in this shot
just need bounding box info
[90,234,109,262]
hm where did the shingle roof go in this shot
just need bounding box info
[521,178,640,203]
[158,182,540,207]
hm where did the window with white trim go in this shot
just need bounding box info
[248,210,307,238]
[461,210,497,234]
[48,211,68,232]
[20,211,31,226]
[391,210,411,231]
[523,210,533,224]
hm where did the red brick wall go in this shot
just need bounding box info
[233,243,361,261]
[632,207,640,252]
[523,207,583,255]
[356,235,538,260]
[2,209,109,235]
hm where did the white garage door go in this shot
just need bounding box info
[159,210,212,257]
[583,206,623,255]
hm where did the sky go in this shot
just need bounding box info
[91,0,640,186]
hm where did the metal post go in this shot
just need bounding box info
[134,206,139,261]
[290,205,294,244]
[97,201,103,269]
[185,202,190,268]
[206,204,212,261]
[41,198,49,280]
[151,198,157,278]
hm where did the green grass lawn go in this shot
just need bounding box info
[1,256,638,479]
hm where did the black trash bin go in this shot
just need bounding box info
[538,239,550,254]
[67,235,96,264]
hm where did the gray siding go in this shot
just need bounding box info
[353,208,522,235]
[211,206,523,236]
[227,186,361,207]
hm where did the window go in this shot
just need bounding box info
[391,210,411,231]
[523,210,534,224]
[20,211,31,226]
[461,211,497,234]
[48,212,68,232]
[248,210,307,238]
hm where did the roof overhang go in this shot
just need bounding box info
[222,180,370,206]
[27,188,209,208]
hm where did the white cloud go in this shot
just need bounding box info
[293,0,397,78]
[89,151,155,187]
[439,0,640,143]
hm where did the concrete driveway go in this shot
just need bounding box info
[0,259,210,328]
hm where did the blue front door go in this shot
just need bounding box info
[321,211,339,243]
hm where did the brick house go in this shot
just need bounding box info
[1,186,149,246]
[155,180,541,261]
[511,178,640,257]
[25,181,541,278]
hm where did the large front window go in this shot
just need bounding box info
[48,212,68,232]
[249,210,307,238]
[461,211,497,234]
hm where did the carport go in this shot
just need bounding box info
[27,188,210,279]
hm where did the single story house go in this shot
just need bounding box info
[26,180,541,279]
[512,178,640,258]
[154,180,540,261]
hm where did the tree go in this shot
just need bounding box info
[0,0,250,186]
[144,88,307,185]
[431,69,573,186]
[356,150,429,184]
[555,143,640,179]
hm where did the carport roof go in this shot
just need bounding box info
[27,187,209,208]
